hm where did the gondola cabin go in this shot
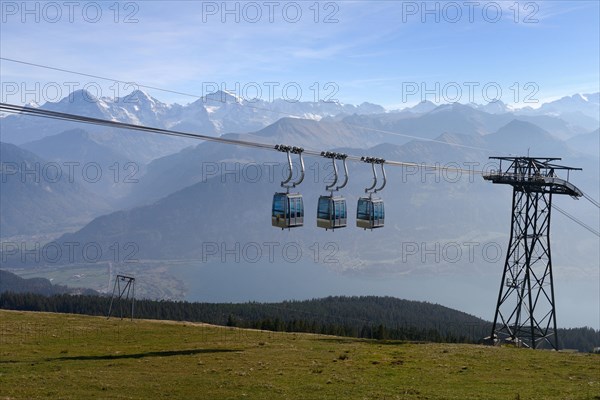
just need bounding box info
[272,192,304,229]
[356,197,384,229]
[317,195,347,230]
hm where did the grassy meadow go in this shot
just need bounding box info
[0,310,598,399]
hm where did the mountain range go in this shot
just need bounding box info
[0,89,387,157]
[2,89,597,151]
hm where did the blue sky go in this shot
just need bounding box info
[1,0,599,108]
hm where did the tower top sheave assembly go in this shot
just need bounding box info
[483,156,583,350]
[484,156,582,198]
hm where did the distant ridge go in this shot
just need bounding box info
[0,270,98,296]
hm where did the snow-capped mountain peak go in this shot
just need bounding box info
[466,100,510,114]
[201,90,244,106]
[408,100,437,114]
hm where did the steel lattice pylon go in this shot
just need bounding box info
[107,274,136,321]
[484,157,582,350]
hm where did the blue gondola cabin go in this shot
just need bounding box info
[317,195,347,230]
[356,197,384,229]
[272,193,304,229]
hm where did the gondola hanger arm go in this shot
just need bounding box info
[374,159,387,193]
[335,153,349,191]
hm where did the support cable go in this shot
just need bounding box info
[551,204,600,237]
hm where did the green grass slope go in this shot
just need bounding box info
[1,310,598,399]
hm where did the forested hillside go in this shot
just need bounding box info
[1,291,597,352]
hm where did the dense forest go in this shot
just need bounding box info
[1,291,598,352]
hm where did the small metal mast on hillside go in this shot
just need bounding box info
[483,157,583,350]
[107,275,136,321]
